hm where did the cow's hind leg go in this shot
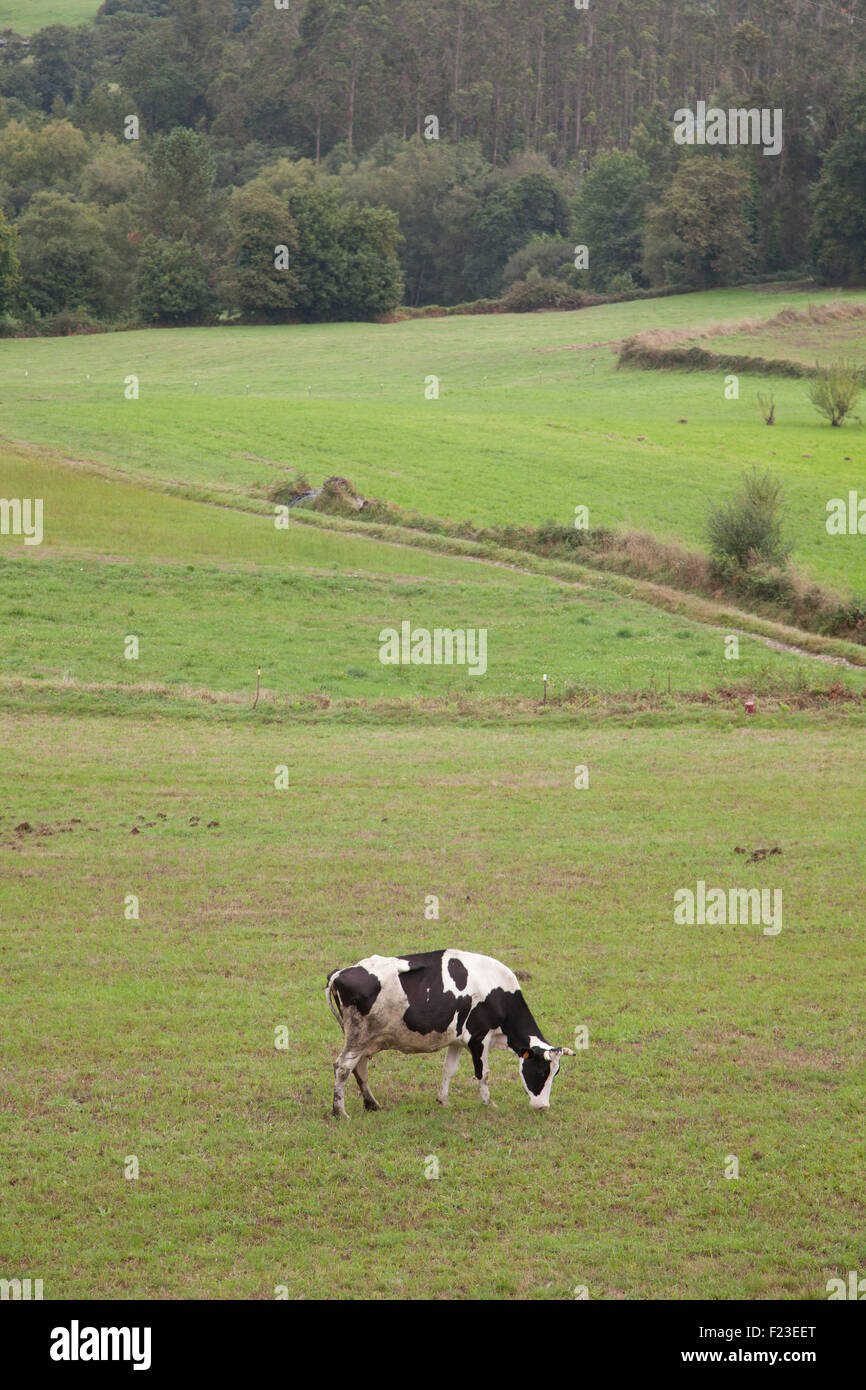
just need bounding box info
[352,1055,381,1112]
[437,1043,461,1105]
[333,1048,364,1119]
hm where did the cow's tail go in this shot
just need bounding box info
[326,970,344,1032]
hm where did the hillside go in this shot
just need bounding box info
[3,288,865,599]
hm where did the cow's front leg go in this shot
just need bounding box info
[333,1049,362,1118]
[469,1036,491,1105]
[352,1055,381,1112]
[437,1043,462,1105]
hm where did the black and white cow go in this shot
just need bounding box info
[326,949,574,1117]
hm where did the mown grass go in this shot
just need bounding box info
[0,1,99,33]
[2,288,864,1303]
[1,713,863,1299]
[2,287,865,597]
[675,309,866,369]
[3,446,862,701]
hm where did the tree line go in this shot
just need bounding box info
[0,0,864,330]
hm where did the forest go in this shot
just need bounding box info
[0,0,864,330]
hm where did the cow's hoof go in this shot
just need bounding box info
[436,1094,450,1106]
[363,1098,381,1112]
[332,1106,349,1119]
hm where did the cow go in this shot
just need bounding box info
[326,949,574,1117]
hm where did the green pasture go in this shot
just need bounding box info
[1,713,863,1298]
[2,447,862,701]
[2,287,865,1303]
[2,287,864,598]
[0,1,99,33]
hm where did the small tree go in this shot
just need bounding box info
[0,209,21,313]
[643,155,755,289]
[136,128,221,247]
[221,188,300,319]
[707,467,790,569]
[286,186,403,321]
[809,93,866,282]
[807,361,861,427]
[135,237,213,324]
[501,235,574,288]
[756,392,775,425]
[15,192,119,317]
[575,150,648,293]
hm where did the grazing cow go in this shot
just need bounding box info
[326,949,574,1117]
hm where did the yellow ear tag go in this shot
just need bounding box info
[522,1050,529,1059]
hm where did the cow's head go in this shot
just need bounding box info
[518,1044,574,1110]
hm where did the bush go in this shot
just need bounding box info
[807,360,862,426]
[221,189,300,320]
[822,597,866,640]
[501,276,584,312]
[135,237,214,324]
[707,467,790,569]
[501,236,575,288]
[47,307,101,335]
[314,475,365,514]
[757,392,776,424]
[268,473,313,506]
[605,271,638,295]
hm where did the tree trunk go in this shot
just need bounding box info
[347,73,355,152]
[534,30,545,148]
[453,2,464,139]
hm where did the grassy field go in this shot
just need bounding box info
[0,1,99,32]
[1,717,866,1301]
[2,712,864,1299]
[2,288,865,1301]
[3,287,865,598]
[668,305,866,367]
[3,446,861,704]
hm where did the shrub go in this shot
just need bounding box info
[707,467,790,569]
[135,237,213,324]
[501,236,575,288]
[47,307,101,335]
[313,475,365,516]
[501,276,584,312]
[757,392,775,424]
[605,271,638,295]
[807,360,862,426]
[268,473,313,506]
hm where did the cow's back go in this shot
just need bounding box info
[337,950,520,1053]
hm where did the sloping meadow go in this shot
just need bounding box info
[1,447,861,705]
[3,286,866,599]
